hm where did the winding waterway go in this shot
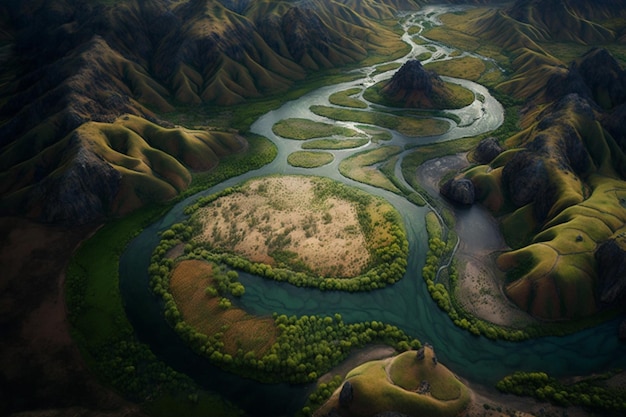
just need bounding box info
[119,5,626,416]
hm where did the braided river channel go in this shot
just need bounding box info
[119,5,626,416]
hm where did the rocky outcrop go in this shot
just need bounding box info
[595,231,626,306]
[339,381,353,408]
[474,137,503,164]
[440,178,475,206]
[546,48,626,110]
[36,138,121,224]
[383,59,442,97]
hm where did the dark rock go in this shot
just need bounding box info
[339,381,353,408]
[501,150,549,208]
[595,232,626,306]
[575,48,626,109]
[601,102,626,155]
[36,135,121,224]
[474,137,504,164]
[440,178,475,206]
[383,59,442,96]
[546,49,626,110]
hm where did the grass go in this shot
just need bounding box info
[287,151,334,168]
[169,260,278,356]
[310,105,450,137]
[301,138,369,150]
[424,56,487,82]
[272,118,362,140]
[336,349,470,417]
[372,62,402,75]
[65,134,278,416]
[66,204,242,416]
[339,146,403,193]
[329,88,368,109]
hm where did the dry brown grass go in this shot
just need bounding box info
[169,260,277,356]
[194,176,372,277]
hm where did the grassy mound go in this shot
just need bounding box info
[287,151,334,168]
[315,347,470,417]
[301,138,369,150]
[272,118,363,140]
[339,146,403,193]
[329,88,368,109]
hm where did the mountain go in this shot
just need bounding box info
[0,0,421,224]
[450,48,626,320]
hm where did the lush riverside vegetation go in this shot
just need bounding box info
[497,371,626,412]
[169,176,409,292]
[329,88,368,109]
[65,135,277,416]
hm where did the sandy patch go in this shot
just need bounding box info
[194,176,372,277]
[416,154,534,327]
[456,254,534,327]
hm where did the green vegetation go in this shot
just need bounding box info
[372,62,402,76]
[339,146,403,193]
[301,138,369,150]
[315,348,469,417]
[66,206,243,416]
[287,151,334,168]
[65,135,277,416]
[424,56,488,82]
[358,126,393,142]
[272,118,362,140]
[497,371,626,412]
[329,88,368,109]
[310,105,450,137]
[150,238,421,383]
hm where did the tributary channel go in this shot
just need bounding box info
[120,5,626,416]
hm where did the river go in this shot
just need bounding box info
[119,5,626,416]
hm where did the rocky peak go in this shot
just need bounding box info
[383,59,442,96]
[546,48,626,109]
[474,137,504,164]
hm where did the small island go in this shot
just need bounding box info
[364,59,475,109]
[147,175,418,385]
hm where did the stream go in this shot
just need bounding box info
[119,5,626,416]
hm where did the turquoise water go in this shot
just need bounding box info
[119,5,626,416]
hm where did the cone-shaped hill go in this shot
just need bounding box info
[364,60,474,109]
